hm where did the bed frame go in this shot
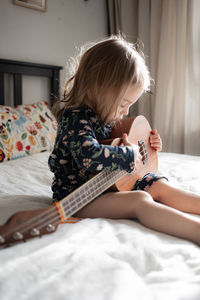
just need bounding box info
[0,59,63,106]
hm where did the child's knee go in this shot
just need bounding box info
[134,190,153,202]
[133,191,154,216]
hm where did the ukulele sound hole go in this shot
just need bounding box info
[138,140,148,164]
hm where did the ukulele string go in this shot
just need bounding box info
[36,170,126,233]
[1,169,107,238]
[19,157,142,239]
[1,206,60,238]
[61,170,125,219]
[3,173,105,237]
[1,174,111,240]
[39,168,124,233]
[2,144,154,241]
[62,169,124,211]
[2,169,126,240]
[2,167,115,238]
[62,175,115,212]
[2,138,154,242]
[139,144,148,162]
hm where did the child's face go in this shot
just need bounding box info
[108,85,144,123]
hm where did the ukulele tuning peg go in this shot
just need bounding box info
[30,228,40,237]
[0,235,5,244]
[46,224,56,232]
[13,232,23,241]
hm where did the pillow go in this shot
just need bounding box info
[0,101,57,163]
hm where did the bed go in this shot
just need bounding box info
[0,59,200,300]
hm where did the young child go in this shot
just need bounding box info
[49,36,200,246]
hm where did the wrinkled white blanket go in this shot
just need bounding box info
[0,152,200,300]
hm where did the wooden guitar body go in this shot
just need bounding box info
[101,116,158,191]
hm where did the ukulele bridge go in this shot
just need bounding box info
[138,140,148,164]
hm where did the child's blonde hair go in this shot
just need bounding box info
[54,36,151,123]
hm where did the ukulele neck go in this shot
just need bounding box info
[60,169,126,219]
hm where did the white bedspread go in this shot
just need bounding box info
[0,152,200,300]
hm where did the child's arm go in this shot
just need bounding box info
[64,111,138,174]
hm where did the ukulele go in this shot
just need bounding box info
[0,115,158,246]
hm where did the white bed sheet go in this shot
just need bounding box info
[0,151,200,300]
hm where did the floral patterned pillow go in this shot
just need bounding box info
[0,101,57,163]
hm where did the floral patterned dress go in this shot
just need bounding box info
[48,106,135,201]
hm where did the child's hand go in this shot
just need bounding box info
[150,129,162,151]
[122,133,143,168]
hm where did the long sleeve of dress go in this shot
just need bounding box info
[64,109,135,173]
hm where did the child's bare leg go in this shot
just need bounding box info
[75,190,200,245]
[147,179,200,214]
[74,191,141,219]
[136,195,200,245]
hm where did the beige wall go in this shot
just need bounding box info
[0,0,107,104]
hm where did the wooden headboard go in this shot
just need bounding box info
[0,59,63,106]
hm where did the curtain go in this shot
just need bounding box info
[184,0,200,155]
[106,0,200,155]
[137,0,200,155]
[106,0,122,35]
